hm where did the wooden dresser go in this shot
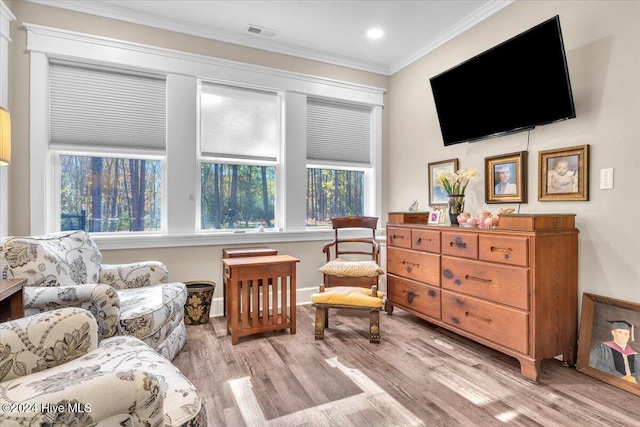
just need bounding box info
[385,214,578,381]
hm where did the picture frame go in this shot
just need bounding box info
[538,144,589,201]
[435,206,446,224]
[428,158,458,206]
[576,293,640,396]
[484,151,527,203]
[428,210,440,225]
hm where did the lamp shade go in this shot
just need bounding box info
[0,107,10,166]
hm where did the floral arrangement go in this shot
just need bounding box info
[436,168,479,196]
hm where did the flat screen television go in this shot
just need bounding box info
[430,15,576,146]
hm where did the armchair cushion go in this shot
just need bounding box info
[319,258,384,278]
[99,261,169,289]
[3,231,102,287]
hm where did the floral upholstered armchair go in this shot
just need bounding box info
[1,230,187,360]
[0,307,206,426]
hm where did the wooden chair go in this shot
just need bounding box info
[320,216,382,289]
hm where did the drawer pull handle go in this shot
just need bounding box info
[391,235,405,240]
[491,246,513,254]
[402,261,419,273]
[406,291,418,304]
[450,241,467,249]
[466,311,492,324]
[416,237,431,245]
[465,275,493,285]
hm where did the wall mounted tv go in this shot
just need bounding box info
[430,15,576,146]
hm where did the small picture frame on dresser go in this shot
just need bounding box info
[428,210,440,225]
[576,293,640,396]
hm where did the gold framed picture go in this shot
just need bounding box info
[576,293,640,396]
[538,144,589,201]
[484,151,527,203]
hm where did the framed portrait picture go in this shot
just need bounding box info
[428,158,458,206]
[538,144,589,201]
[576,293,640,396]
[428,210,440,225]
[484,151,527,203]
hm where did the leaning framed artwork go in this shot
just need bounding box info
[484,151,527,203]
[428,158,458,206]
[576,293,640,396]
[538,144,589,201]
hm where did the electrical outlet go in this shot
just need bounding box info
[600,168,614,189]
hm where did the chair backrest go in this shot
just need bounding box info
[1,230,102,287]
[324,216,379,263]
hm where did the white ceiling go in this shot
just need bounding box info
[25,0,514,75]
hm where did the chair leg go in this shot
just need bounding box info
[315,306,326,340]
[369,309,380,343]
[324,307,329,329]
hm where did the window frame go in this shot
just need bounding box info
[26,23,384,249]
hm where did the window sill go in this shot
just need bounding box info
[92,229,337,250]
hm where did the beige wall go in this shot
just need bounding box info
[389,0,640,302]
[4,0,390,312]
[5,0,639,311]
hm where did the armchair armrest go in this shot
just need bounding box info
[0,307,98,382]
[24,284,120,340]
[100,261,169,289]
[0,369,164,427]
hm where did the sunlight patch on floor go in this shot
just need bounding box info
[229,356,425,427]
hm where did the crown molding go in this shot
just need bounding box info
[22,0,391,75]
[389,0,515,74]
[23,0,513,76]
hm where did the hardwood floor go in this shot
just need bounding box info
[173,305,640,426]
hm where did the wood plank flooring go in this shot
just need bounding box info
[173,305,640,426]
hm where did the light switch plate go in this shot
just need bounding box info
[600,168,614,189]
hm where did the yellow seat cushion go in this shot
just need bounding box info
[318,258,384,278]
[311,286,383,308]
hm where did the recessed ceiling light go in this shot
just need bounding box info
[367,28,384,40]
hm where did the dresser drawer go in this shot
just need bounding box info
[387,275,441,320]
[387,247,440,286]
[441,291,529,354]
[441,231,478,259]
[441,256,529,310]
[411,229,440,253]
[479,235,529,267]
[387,227,412,248]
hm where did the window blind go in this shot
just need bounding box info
[200,82,278,161]
[306,98,372,165]
[49,59,166,151]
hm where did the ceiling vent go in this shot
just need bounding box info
[247,24,277,38]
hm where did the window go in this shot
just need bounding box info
[306,98,372,226]
[49,59,166,233]
[60,155,162,232]
[199,82,279,230]
[28,25,384,244]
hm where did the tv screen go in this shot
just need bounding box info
[430,16,576,146]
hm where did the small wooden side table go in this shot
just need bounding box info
[223,255,299,345]
[0,278,27,322]
[222,247,278,316]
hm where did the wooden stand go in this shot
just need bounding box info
[223,255,299,345]
[222,247,278,316]
[0,279,26,322]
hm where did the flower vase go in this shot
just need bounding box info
[448,195,465,226]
